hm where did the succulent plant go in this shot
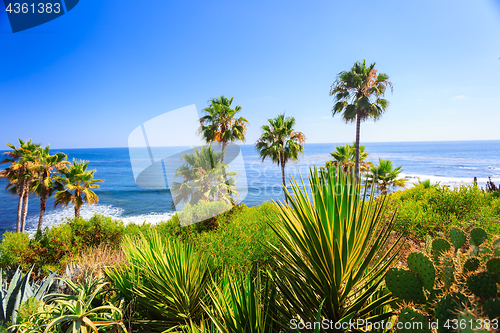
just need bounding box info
[449,227,467,251]
[407,252,435,291]
[432,238,451,260]
[434,292,469,333]
[386,268,427,304]
[470,227,487,247]
[463,258,480,273]
[482,298,500,320]
[397,307,430,333]
[466,271,498,299]
[440,253,455,290]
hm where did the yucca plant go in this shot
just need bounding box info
[269,166,402,332]
[120,230,214,332]
[201,271,281,333]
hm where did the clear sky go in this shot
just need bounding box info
[1,0,500,149]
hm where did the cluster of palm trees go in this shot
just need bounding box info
[1,139,102,233]
[325,143,407,194]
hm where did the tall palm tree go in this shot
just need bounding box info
[1,139,40,232]
[255,114,306,203]
[171,145,238,206]
[366,158,408,194]
[326,143,373,173]
[330,60,392,182]
[31,145,69,230]
[199,95,249,162]
[54,159,102,218]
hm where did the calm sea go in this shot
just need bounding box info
[0,141,499,234]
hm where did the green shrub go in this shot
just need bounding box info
[192,202,280,274]
[0,232,33,270]
[387,184,497,238]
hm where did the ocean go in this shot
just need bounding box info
[0,141,499,234]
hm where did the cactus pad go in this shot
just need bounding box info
[432,238,451,260]
[470,227,487,247]
[494,247,500,257]
[449,227,466,251]
[440,253,455,289]
[463,257,480,273]
[483,298,500,320]
[492,237,500,248]
[434,292,469,333]
[466,271,497,299]
[386,268,426,304]
[397,307,430,333]
[456,309,478,333]
[486,257,500,283]
[407,252,436,291]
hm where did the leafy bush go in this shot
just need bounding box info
[387,184,497,238]
[192,202,280,274]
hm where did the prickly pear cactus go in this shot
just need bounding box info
[492,237,500,248]
[386,268,426,304]
[486,257,500,283]
[432,238,451,260]
[470,227,487,247]
[466,271,497,299]
[434,292,469,333]
[483,298,500,320]
[456,309,476,333]
[449,227,466,251]
[425,235,433,254]
[463,257,480,273]
[494,247,500,257]
[440,253,455,289]
[407,252,435,291]
[397,307,431,333]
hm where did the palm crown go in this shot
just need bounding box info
[330,60,392,181]
[255,114,306,200]
[199,96,248,161]
[366,158,408,194]
[54,159,102,218]
[326,143,373,173]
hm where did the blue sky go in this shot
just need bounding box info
[1,0,500,148]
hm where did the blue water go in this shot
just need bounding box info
[0,141,499,234]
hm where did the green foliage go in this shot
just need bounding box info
[463,257,480,273]
[466,272,497,300]
[397,307,430,333]
[432,238,451,260]
[440,253,455,290]
[178,199,232,228]
[434,292,469,333]
[406,252,435,291]
[385,268,426,304]
[119,230,214,332]
[386,184,496,238]
[192,203,279,274]
[470,227,488,246]
[483,298,500,320]
[449,227,467,251]
[269,166,401,328]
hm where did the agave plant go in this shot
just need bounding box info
[201,272,281,333]
[118,230,214,332]
[37,275,127,333]
[268,166,402,331]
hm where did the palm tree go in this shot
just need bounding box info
[330,60,392,182]
[54,159,102,218]
[171,145,238,206]
[326,143,373,173]
[199,95,249,162]
[255,114,306,203]
[366,158,408,194]
[1,139,40,232]
[31,145,69,230]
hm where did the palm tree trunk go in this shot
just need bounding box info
[38,192,47,231]
[21,188,29,232]
[221,141,227,163]
[16,187,24,233]
[75,205,80,218]
[280,153,288,204]
[354,113,361,183]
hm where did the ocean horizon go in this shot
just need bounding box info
[1,140,499,234]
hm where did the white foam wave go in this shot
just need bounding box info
[24,204,175,234]
[401,173,500,188]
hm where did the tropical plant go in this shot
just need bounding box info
[31,145,69,231]
[1,139,41,232]
[19,275,127,333]
[116,230,214,331]
[255,113,306,202]
[171,146,238,207]
[199,95,249,162]
[202,272,281,333]
[330,60,392,181]
[0,266,57,326]
[54,159,102,218]
[326,143,373,173]
[367,158,408,194]
[268,166,401,330]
